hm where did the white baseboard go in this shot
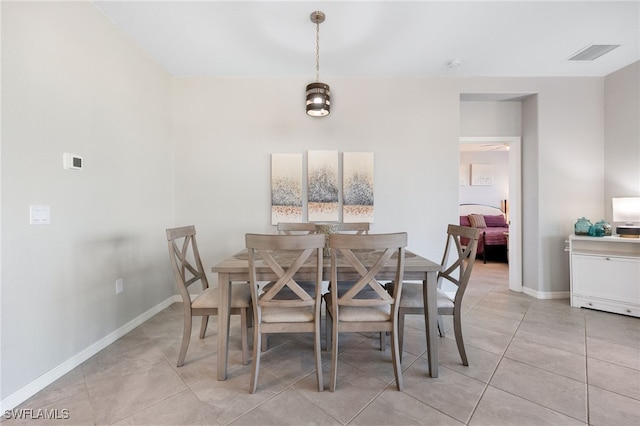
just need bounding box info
[0,295,181,412]
[522,286,570,300]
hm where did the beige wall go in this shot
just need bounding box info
[172,77,461,267]
[1,1,174,401]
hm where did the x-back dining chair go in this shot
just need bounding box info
[166,226,251,367]
[245,233,325,393]
[324,232,407,391]
[274,222,371,352]
[392,224,480,365]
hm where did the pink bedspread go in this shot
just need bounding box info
[459,215,508,254]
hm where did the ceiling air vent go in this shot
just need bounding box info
[568,44,620,61]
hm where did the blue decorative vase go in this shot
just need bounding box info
[574,217,592,235]
[594,220,612,236]
[588,223,605,237]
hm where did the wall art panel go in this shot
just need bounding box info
[343,152,374,223]
[271,153,303,225]
[307,150,339,222]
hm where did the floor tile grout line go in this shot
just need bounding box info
[584,313,591,426]
[464,277,526,424]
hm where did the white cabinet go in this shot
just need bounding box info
[569,235,640,317]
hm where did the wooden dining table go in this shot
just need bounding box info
[212,248,442,380]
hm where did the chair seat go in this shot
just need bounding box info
[261,306,314,323]
[324,294,391,322]
[398,283,455,310]
[192,283,251,309]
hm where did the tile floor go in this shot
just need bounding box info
[4,262,640,425]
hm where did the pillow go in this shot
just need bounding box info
[459,215,471,227]
[468,214,487,228]
[484,214,507,227]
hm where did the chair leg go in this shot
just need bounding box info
[453,310,468,366]
[199,315,208,339]
[398,310,405,363]
[249,324,262,393]
[379,332,387,351]
[240,307,249,365]
[437,315,445,337]
[329,316,339,392]
[390,323,403,391]
[314,321,324,392]
[324,313,332,351]
[177,315,192,367]
[261,334,268,352]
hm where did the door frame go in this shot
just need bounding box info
[460,136,522,293]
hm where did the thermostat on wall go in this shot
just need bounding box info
[63,153,83,171]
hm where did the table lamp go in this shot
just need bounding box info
[612,197,640,238]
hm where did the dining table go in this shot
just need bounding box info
[212,247,442,380]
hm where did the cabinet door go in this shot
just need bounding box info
[572,254,640,304]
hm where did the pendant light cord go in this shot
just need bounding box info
[315,19,320,82]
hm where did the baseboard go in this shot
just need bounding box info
[0,295,181,412]
[522,286,569,300]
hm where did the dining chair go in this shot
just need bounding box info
[324,232,407,391]
[245,233,325,393]
[389,224,480,366]
[166,225,251,367]
[275,222,371,352]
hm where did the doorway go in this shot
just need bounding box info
[460,136,522,293]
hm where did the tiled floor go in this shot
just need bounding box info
[5,262,640,425]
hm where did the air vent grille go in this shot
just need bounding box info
[569,44,620,61]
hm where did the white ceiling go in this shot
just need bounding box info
[93,1,640,78]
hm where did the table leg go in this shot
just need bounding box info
[217,272,231,380]
[423,271,439,378]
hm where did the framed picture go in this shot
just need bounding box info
[271,153,303,225]
[471,164,494,186]
[307,150,339,222]
[343,152,374,223]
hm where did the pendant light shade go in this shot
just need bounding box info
[306,82,330,117]
[306,11,330,117]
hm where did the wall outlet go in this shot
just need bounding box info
[115,278,124,294]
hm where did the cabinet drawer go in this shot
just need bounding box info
[571,254,640,305]
[572,295,640,317]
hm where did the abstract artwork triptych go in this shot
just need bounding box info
[271,151,374,225]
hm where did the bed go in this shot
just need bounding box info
[459,203,509,263]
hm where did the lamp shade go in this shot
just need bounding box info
[306,82,330,117]
[613,197,640,238]
[612,197,640,223]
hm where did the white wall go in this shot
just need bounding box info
[460,101,522,137]
[1,2,174,401]
[604,61,640,221]
[172,77,462,270]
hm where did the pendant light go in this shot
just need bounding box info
[306,11,330,117]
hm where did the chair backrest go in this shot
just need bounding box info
[329,232,407,312]
[277,222,370,235]
[336,222,370,234]
[245,233,325,310]
[276,222,318,235]
[439,225,481,305]
[166,226,208,304]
